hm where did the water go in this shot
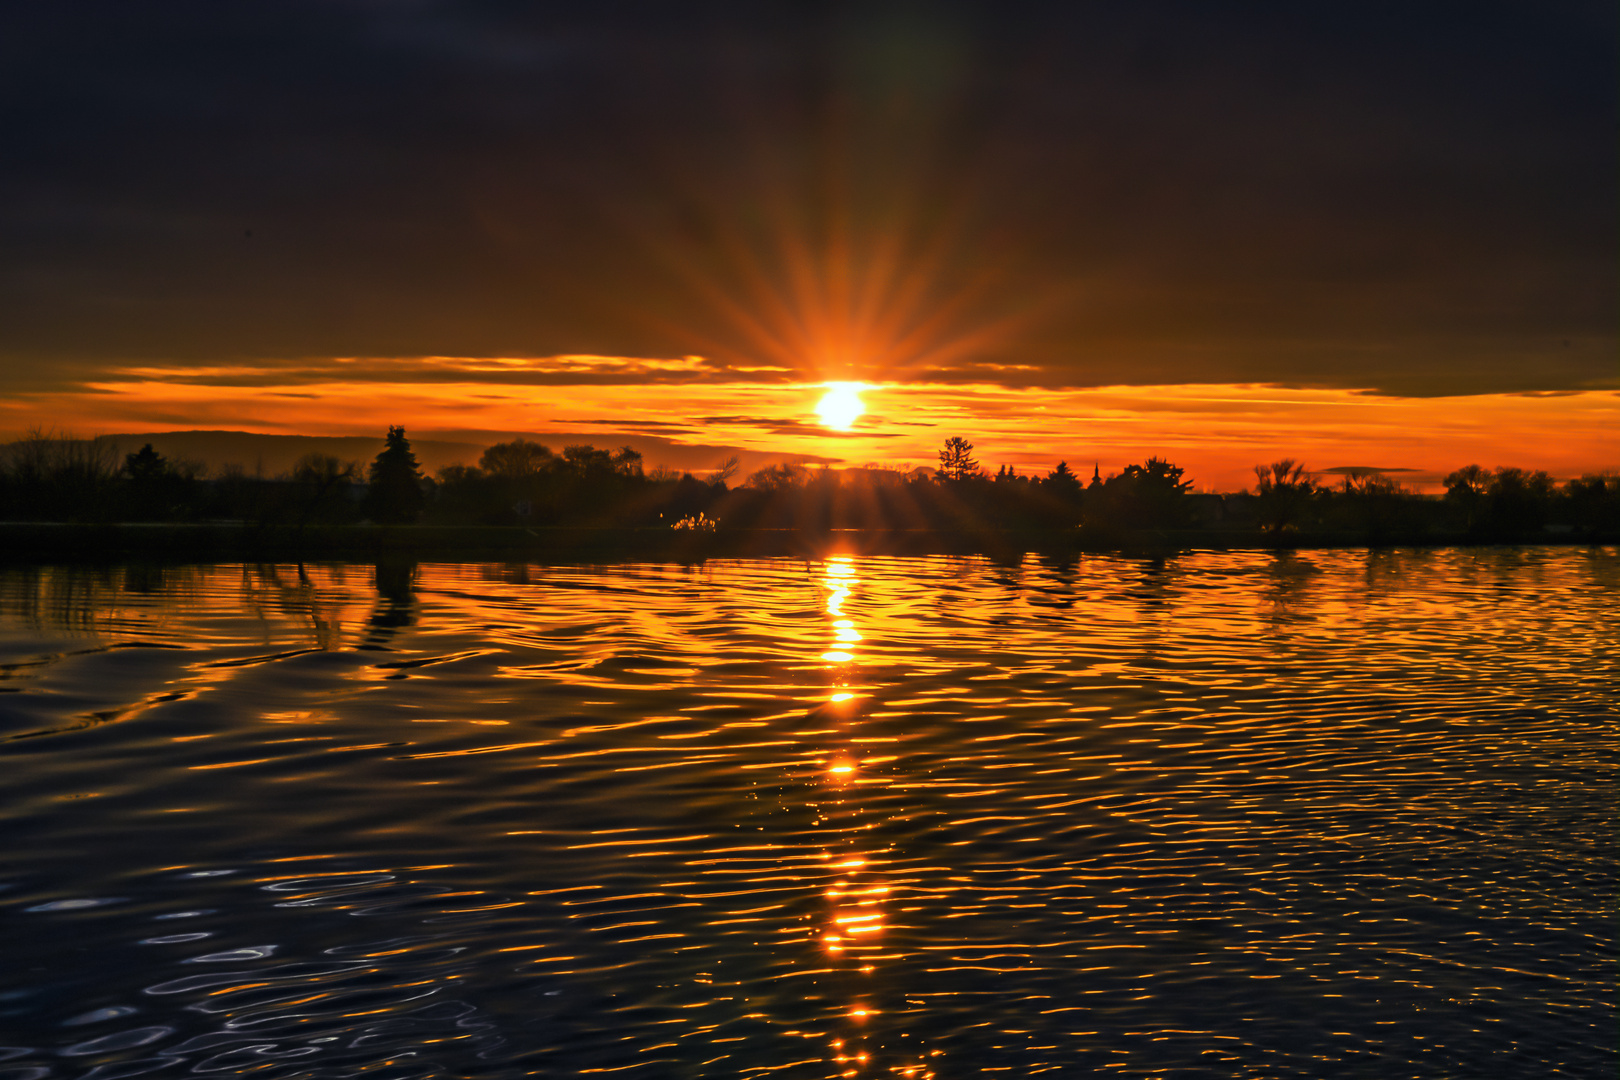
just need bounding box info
[0,548,1613,1078]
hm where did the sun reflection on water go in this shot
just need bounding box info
[805,557,936,1079]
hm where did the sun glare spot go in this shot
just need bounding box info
[815,383,865,431]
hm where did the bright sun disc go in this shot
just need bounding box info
[815,383,865,431]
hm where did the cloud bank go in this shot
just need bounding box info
[0,1,1612,398]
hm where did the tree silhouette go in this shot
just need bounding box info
[5,416,1603,544]
[363,426,425,523]
[471,440,554,523]
[2,429,121,521]
[709,456,740,487]
[1485,466,1555,538]
[1121,458,1190,494]
[1443,464,1554,538]
[124,444,166,483]
[1564,473,1620,538]
[1444,464,1491,532]
[122,442,186,521]
[479,439,553,479]
[291,453,358,526]
[560,444,643,481]
[1092,457,1192,529]
[1252,459,1318,533]
[1044,461,1082,500]
[1330,471,1407,539]
[937,437,980,482]
[747,463,807,490]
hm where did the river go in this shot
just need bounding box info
[0,547,1613,1077]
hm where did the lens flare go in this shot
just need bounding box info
[815,383,865,430]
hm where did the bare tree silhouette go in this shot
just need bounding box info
[291,453,358,527]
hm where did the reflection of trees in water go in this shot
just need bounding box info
[3,563,375,647]
[27,566,121,634]
[236,563,353,651]
[0,564,206,637]
[122,563,165,594]
[1129,556,1171,607]
[365,560,418,646]
[0,566,79,632]
[1046,550,1079,580]
[1121,556,1178,672]
[1026,551,1081,610]
[988,553,1025,600]
[373,560,415,607]
[1262,551,1316,623]
[0,562,416,654]
[1359,547,1463,610]
[1362,548,1409,594]
[480,561,531,586]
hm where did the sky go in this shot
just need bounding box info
[2,1,1614,490]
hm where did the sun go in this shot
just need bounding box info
[815,383,865,431]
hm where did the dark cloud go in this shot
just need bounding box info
[1318,466,1421,475]
[1,1,1613,396]
[694,415,903,439]
[88,355,749,388]
[579,419,701,432]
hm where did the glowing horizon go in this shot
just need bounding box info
[2,367,1613,493]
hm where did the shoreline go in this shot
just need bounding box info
[0,522,1611,564]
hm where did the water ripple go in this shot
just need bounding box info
[0,548,1612,1077]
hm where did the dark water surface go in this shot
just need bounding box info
[0,548,1613,1078]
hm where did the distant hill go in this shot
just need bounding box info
[100,430,834,479]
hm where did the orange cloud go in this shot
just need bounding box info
[5,371,1613,492]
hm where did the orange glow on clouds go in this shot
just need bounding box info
[3,366,1613,492]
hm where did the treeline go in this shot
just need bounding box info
[1248,459,1619,541]
[0,427,702,528]
[1,429,1615,542]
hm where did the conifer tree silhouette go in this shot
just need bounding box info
[363,426,425,523]
[937,437,981,482]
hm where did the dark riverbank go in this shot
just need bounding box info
[0,521,1610,564]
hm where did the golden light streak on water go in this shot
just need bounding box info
[803,557,926,1075]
